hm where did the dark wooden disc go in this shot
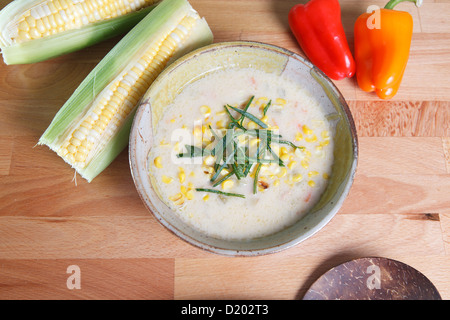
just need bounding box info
[303,257,441,300]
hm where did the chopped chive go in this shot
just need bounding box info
[253,163,262,194]
[263,100,272,116]
[227,105,268,129]
[195,188,245,198]
[212,171,235,187]
[238,96,254,125]
[208,125,221,141]
[179,95,305,197]
[210,150,235,182]
[267,144,285,167]
[278,140,305,150]
[243,162,253,177]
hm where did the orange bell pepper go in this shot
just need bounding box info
[354,0,422,99]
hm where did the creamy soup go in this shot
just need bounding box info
[148,68,335,240]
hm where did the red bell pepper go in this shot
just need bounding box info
[288,0,355,80]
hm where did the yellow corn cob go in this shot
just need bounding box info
[0,0,162,64]
[4,0,158,44]
[39,0,213,182]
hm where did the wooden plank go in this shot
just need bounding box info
[1,136,447,217]
[0,99,66,137]
[0,136,13,175]
[441,213,450,255]
[0,212,444,260]
[0,258,174,299]
[443,137,450,173]
[349,101,450,137]
[175,254,450,300]
[0,62,92,101]
[341,173,450,215]
[419,2,450,33]
[357,137,446,175]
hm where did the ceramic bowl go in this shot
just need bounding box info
[129,41,358,256]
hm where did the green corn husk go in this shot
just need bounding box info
[38,0,213,182]
[0,0,162,65]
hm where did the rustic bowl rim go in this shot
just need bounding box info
[129,40,358,256]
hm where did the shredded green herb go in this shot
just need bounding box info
[195,188,246,198]
[179,96,304,198]
[263,100,272,116]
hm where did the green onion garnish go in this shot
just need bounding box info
[195,188,246,198]
[226,105,268,129]
[178,96,304,198]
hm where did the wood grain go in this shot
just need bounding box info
[0,259,174,299]
[0,0,449,300]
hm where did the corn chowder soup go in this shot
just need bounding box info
[148,68,334,241]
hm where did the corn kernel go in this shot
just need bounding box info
[288,161,297,169]
[174,142,181,153]
[308,171,319,177]
[280,147,288,154]
[250,138,260,147]
[323,173,330,180]
[295,132,303,141]
[305,134,317,143]
[275,98,286,105]
[321,130,330,140]
[247,121,258,130]
[256,97,269,105]
[186,190,194,200]
[280,153,290,161]
[301,160,309,169]
[273,179,280,187]
[320,139,330,147]
[200,105,211,117]
[153,156,163,168]
[204,155,215,166]
[202,166,214,174]
[216,120,225,128]
[302,125,313,135]
[193,125,202,136]
[203,194,210,201]
[178,167,185,183]
[308,180,316,187]
[162,175,173,184]
[180,185,187,194]
[189,171,196,177]
[292,173,303,182]
[169,193,183,202]
[261,115,269,124]
[222,179,234,190]
[277,167,287,178]
[160,139,170,146]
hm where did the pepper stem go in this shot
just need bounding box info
[384,0,423,10]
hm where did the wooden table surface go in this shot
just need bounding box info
[0,0,449,300]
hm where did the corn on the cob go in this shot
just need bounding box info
[0,0,161,64]
[38,0,213,182]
